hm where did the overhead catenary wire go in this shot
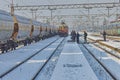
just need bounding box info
[3,0,11,4]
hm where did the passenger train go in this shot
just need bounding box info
[90,19,120,36]
[0,10,57,53]
[103,20,120,36]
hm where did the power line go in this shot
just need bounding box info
[3,0,11,4]
[46,0,52,5]
[14,2,120,10]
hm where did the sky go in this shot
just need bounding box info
[0,0,120,28]
[0,0,119,12]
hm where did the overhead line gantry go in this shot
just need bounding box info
[14,2,120,10]
[37,14,114,19]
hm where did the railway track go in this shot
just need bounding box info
[92,42,120,59]
[0,37,65,79]
[88,38,120,59]
[81,44,117,80]
[32,37,66,80]
[90,33,120,42]
[79,38,119,80]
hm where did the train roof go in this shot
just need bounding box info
[0,9,56,28]
[0,10,11,16]
[0,10,13,22]
[32,20,42,26]
[15,15,31,24]
[41,23,48,27]
[0,10,31,24]
[0,10,40,25]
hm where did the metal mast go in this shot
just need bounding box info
[11,0,14,16]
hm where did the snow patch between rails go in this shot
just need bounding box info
[27,59,46,63]
[61,53,82,55]
[63,64,83,68]
[99,57,112,60]
[44,48,56,51]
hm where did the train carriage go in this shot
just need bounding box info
[31,20,41,37]
[15,15,31,40]
[105,20,120,36]
[0,10,14,41]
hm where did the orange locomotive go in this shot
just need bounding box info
[58,22,68,37]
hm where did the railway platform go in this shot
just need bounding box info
[50,38,98,80]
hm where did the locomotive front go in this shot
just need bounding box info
[58,22,68,37]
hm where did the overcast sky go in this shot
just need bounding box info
[0,0,120,27]
[0,0,119,14]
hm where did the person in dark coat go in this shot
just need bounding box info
[23,39,27,46]
[76,32,80,43]
[73,30,76,42]
[84,31,87,43]
[70,30,74,40]
[71,30,76,42]
[0,42,8,53]
[103,30,106,41]
[8,38,16,50]
[1,43,5,53]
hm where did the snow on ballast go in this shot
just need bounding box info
[50,41,98,80]
[0,37,58,78]
[1,38,63,80]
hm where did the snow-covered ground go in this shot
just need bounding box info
[88,35,120,49]
[87,34,120,61]
[0,35,120,80]
[50,37,98,80]
[0,37,58,79]
[0,38,63,80]
[79,44,114,80]
[79,34,120,80]
[35,38,65,80]
[84,44,120,80]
